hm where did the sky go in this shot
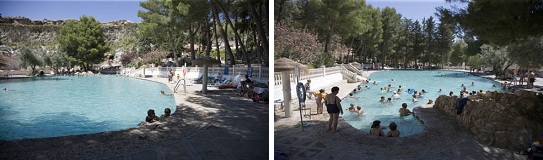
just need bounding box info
[367,0,467,23]
[0,0,466,23]
[0,0,145,23]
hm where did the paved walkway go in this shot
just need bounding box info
[274,70,528,159]
[100,77,268,160]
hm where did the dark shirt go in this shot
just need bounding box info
[245,78,252,84]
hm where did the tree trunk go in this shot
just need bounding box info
[168,27,178,66]
[211,1,235,65]
[324,28,333,53]
[215,0,249,67]
[213,17,221,66]
[189,24,195,60]
[205,19,212,57]
[248,1,268,65]
[276,0,287,24]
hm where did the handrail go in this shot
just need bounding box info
[340,66,359,83]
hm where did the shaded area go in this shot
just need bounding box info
[0,102,209,159]
[274,105,526,159]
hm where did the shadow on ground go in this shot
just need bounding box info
[274,106,526,159]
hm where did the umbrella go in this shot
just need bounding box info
[274,57,307,129]
[193,56,221,66]
[274,58,308,72]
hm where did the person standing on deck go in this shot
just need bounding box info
[528,71,536,89]
[325,86,343,132]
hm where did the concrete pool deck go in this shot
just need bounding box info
[0,75,268,159]
[274,69,528,159]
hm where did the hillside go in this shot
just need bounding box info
[0,16,137,70]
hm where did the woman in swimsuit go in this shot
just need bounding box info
[369,120,385,136]
[386,122,400,137]
[325,86,343,132]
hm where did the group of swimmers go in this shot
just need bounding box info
[140,108,171,127]
[368,103,412,137]
[377,84,431,103]
[369,120,400,137]
[347,103,365,115]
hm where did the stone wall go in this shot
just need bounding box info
[434,91,543,150]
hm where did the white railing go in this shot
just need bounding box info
[344,63,367,78]
[340,66,359,82]
[121,65,269,81]
[273,66,342,86]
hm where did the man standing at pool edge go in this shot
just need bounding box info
[325,86,343,132]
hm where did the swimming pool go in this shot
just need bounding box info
[341,70,505,137]
[0,76,175,140]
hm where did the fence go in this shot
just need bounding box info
[273,66,342,86]
[122,65,269,81]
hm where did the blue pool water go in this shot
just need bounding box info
[341,70,505,137]
[0,76,175,140]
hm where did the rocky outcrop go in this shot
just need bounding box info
[0,16,137,69]
[434,91,543,150]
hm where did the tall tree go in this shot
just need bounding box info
[481,44,511,76]
[449,40,467,66]
[411,20,425,68]
[354,6,382,64]
[422,16,436,68]
[379,7,401,69]
[508,36,543,68]
[436,21,454,69]
[442,0,543,46]
[56,16,108,71]
[19,47,44,75]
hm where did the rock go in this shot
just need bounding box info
[434,92,543,150]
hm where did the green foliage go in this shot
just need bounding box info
[51,52,71,69]
[480,44,511,76]
[449,40,467,65]
[435,21,454,68]
[508,37,543,68]
[210,49,225,61]
[379,7,401,68]
[441,0,543,45]
[19,47,44,75]
[106,24,138,52]
[466,54,483,70]
[56,16,109,71]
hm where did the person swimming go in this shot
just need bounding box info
[160,90,174,96]
[348,104,357,112]
[356,106,364,115]
[392,91,400,99]
[380,96,386,103]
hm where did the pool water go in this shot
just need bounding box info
[0,76,175,140]
[341,70,505,137]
